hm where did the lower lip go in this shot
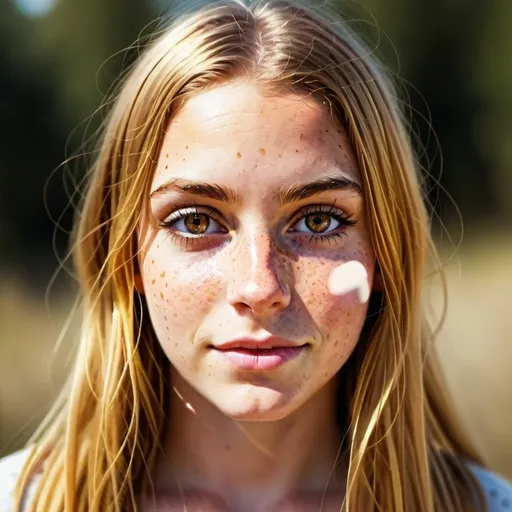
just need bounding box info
[210,346,307,371]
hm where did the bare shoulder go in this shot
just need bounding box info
[0,448,39,512]
[469,464,512,512]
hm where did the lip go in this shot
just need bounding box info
[209,337,309,371]
[213,336,304,351]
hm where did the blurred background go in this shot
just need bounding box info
[0,0,511,478]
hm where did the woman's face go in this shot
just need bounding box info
[138,82,375,420]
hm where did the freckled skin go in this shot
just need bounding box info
[137,82,376,509]
[139,82,375,421]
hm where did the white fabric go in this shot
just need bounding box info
[0,448,511,511]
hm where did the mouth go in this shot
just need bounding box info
[209,337,309,371]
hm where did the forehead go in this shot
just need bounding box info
[152,82,361,193]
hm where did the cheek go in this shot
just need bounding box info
[142,248,223,335]
[293,247,374,343]
[302,276,368,337]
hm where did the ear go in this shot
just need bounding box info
[133,255,145,294]
[134,274,145,294]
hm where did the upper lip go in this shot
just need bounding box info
[212,336,307,350]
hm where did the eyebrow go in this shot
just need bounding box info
[277,175,362,206]
[150,179,241,203]
[150,174,362,205]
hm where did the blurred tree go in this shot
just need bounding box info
[0,2,68,284]
[36,0,159,125]
[0,0,158,288]
[345,0,507,227]
[473,1,512,221]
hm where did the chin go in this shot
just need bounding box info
[209,383,302,421]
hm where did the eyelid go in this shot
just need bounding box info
[161,205,224,225]
[290,202,351,223]
[286,202,357,237]
[158,202,354,231]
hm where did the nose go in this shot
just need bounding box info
[227,230,291,318]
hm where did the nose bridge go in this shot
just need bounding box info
[246,227,272,277]
[228,225,290,315]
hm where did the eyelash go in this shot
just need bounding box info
[158,201,356,247]
[158,204,221,247]
[291,202,357,245]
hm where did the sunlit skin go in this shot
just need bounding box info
[137,82,376,511]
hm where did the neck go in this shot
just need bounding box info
[152,372,345,511]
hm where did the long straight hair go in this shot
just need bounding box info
[15,1,486,510]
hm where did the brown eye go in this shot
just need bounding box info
[184,213,209,234]
[305,213,332,233]
[161,208,225,236]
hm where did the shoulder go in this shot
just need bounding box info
[0,448,39,512]
[469,463,512,512]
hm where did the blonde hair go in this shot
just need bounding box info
[16,0,487,510]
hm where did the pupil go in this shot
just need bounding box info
[306,213,330,233]
[185,214,209,234]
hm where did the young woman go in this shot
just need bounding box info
[2,0,511,510]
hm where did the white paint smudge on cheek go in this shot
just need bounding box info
[328,260,370,304]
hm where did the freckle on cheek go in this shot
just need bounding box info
[236,152,242,158]
[160,271,165,277]
[259,148,266,156]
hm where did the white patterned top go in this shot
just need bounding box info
[0,449,511,511]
